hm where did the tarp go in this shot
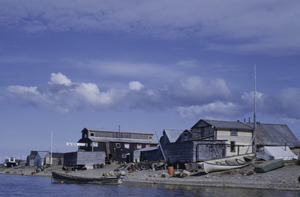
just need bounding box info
[257,146,298,160]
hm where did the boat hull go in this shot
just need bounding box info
[203,153,255,173]
[51,171,122,184]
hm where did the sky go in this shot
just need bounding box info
[1,0,300,162]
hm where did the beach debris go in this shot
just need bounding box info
[161,172,170,178]
[180,170,191,178]
[184,162,198,172]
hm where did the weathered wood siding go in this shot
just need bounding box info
[217,130,252,156]
[64,151,105,169]
[165,141,195,163]
[195,142,226,161]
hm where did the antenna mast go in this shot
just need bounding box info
[253,65,257,152]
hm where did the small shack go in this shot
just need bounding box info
[64,151,106,169]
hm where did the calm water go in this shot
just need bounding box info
[0,174,299,197]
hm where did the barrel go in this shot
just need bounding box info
[168,166,174,176]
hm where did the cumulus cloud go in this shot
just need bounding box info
[5,73,117,112]
[49,72,72,86]
[5,72,300,123]
[177,101,238,118]
[163,76,231,105]
[129,81,144,91]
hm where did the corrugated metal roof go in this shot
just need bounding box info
[192,119,300,147]
[201,119,253,130]
[164,129,184,143]
[248,123,300,147]
[85,128,154,136]
[88,137,157,144]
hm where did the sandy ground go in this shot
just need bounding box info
[1,163,300,191]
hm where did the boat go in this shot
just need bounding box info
[51,171,123,184]
[203,153,255,173]
[253,159,285,173]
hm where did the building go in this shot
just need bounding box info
[191,120,253,156]
[27,151,65,166]
[45,152,65,165]
[64,151,106,169]
[191,119,300,157]
[77,128,157,163]
[157,129,226,163]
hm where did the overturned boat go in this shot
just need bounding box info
[203,153,255,173]
[51,171,122,185]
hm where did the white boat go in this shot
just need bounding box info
[203,153,255,173]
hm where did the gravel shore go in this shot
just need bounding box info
[1,163,300,191]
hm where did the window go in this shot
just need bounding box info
[124,144,130,149]
[137,144,142,149]
[148,136,153,140]
[230,141,236,152]
[92,142,98,147]
[230,129,238,136]
[90,132,95,137]
[116,143,121,148]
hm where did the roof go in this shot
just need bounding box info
[163,129,184,143]
[51,152,65,158]
[87,137,157,144]
[83,128,154,136]
[36,151,48,159]
[192,119,300,147]
[193,119,253,130]
[248,123,300,147]
[134,146,159,152]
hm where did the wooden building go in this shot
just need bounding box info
[77,128,157,163]
[64,151,106,169]
[45,152,65,165]
[158,129,226,163]
[191,119,300,157]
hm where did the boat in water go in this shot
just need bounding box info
[203,153,255,173]
[51,171,123,184]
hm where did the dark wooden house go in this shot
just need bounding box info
[77,128,157,163]
[158,129,226,163]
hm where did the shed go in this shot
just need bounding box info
[64,151,106,169]
[34,151,48,166]
[133,146,164,162]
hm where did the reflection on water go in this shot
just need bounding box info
[0,174,299,197]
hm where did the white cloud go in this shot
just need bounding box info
[177,101,238,118]
[241,91,265,104]
[129,81,144,91]
[49,72,72,86]
[7,86,39,95]
[164,76,231,104]
[75,82,113,105]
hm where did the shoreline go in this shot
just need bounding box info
[1,163,300,191]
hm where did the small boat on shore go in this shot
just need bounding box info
[254,159,285,173]
[203,153,255,173]
[51,171,122,184]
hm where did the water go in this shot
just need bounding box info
[0,174,299,197]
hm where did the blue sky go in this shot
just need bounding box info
[1,0,300,162]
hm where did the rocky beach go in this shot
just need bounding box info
[1,162,300,191]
